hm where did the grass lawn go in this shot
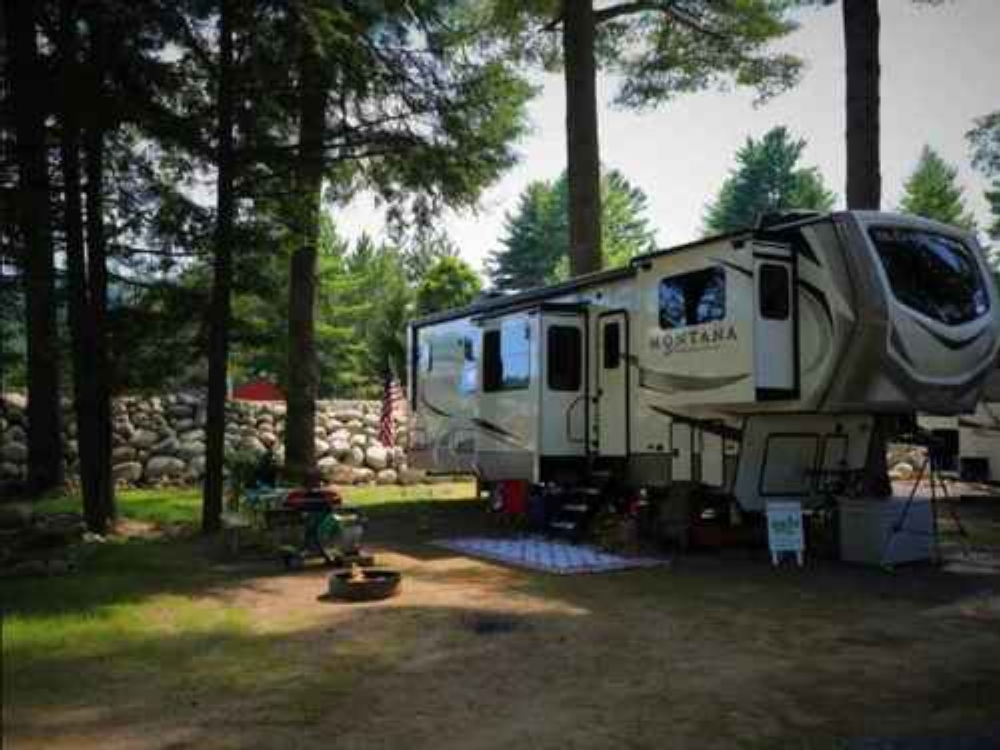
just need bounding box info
[4,483,1000,749]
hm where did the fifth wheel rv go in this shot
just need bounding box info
[407,211,1000,535]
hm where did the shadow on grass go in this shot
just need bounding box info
[5,593,1000,750]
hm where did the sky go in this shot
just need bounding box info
[338,0,1000,276]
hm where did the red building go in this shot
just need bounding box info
[232,379,284,402]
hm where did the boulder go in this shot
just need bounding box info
[2,393,28,411]
[317,456,340,479]
[334,409,364,423]
[131,429,159,449]
[315,439,330,457]
[4,425,26,444]
[153,437,180,456]
[1,442,27,463]
[178,428,204,443]
[238,437,266,455]
[376,468,397,485]
[144,456,186,481]
[350,433,367,447]
[398,467,426,485]
[344,446,365,466]
[177,441,205,460]
[113,462,144,484]
[187,456,206,479]
[365,445,389,470]
[0,462,24,480]
[112,445,137,463]
[352,467,375,484]
[329,439,351,458]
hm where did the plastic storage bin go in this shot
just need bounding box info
[838,498,933,566]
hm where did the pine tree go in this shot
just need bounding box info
[969,112,1000,241]
[488,169,657,291]
[492,1,801,278]
[703,127,836,235]
[898,146,976,231]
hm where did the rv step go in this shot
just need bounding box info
[561,504,589,513]
[577,487,602,496]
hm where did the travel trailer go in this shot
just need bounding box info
[407,211,1000,531]
[920,368,1000,482]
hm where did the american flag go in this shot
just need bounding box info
[378,370,404,447]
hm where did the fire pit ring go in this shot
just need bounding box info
[327,568,401,602]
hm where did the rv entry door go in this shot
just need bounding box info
[597,311,629,456]
[753,243,796,399]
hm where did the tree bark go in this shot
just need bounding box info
[59,0,107,533]
[283,16,328,483]
[562,0,602,277]
[203,0,237,534]
[843,0,881,210]
[83,6,116,523]
[4,0,64,494]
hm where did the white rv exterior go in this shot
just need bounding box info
[408,212,1000,512]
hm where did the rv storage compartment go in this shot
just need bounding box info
[837,498,932,566]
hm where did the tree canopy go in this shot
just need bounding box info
[488,169,658,291]
[898,146,977,231]
[969,112,1000,241]
[703,127,836,235]
[415,257,482,318]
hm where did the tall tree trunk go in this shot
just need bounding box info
[283,23,328,483]
[84,7,115,522]
[59,0,106,533]
[4,0,63,494]
[843,0,881,210]
[844,0,888,495]
[203,0,237,533]
[562,0,602,277]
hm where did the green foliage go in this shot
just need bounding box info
[703,127,836,234]
[0,267,26,391]
[968,111,1000,179]
[415,257,482,317]
[488,170,658,291]
[986,182,1000,242]
[489,0,802,107]
[898,146,977,231]
[968,112,1000,241]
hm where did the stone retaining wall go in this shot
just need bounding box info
[0,392,423,488]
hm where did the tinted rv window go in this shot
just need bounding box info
[659,268,726,329]
[759,264,790,320]
[483,322,531,392]
[602,321,621,369]
[547,326,582,391]
[869,227,988,325]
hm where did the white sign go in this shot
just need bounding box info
[766,501,804,566]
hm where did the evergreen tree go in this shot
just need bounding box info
[968,112,1000,241]
[492,0,801,277]
[898,146,976,231]
[415,257,482,317]
[703,127,836,235]
[488,169,657,291]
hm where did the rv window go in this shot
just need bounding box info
[602,321,621,369]
[461,336,475,362]
[759,264,790,320]
[547,326,582,391]
[483,322,531,392]
[869,227,988,325]
[659,268,726,329]
[421,341,433,372]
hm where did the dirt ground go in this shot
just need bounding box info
[5,486,1000,750]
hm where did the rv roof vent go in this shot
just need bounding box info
[756,210,820,229]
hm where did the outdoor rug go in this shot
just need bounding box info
[433,536,670,575]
